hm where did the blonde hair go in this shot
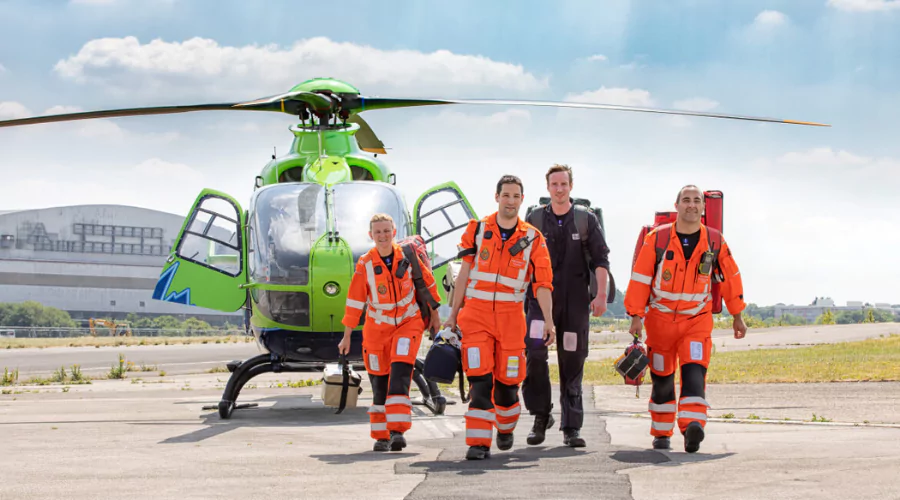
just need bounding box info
[369,213,394,230]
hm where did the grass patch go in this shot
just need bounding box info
[0,335,254,349]
[571,334,900,385]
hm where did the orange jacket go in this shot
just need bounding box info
[342,243,441,330]
[457,213,554,309]
[625,223,745,320]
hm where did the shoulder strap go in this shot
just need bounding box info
[653,224,673,277]
[529,205,545,234]
[335,354,350,415]
[403,243,440,311]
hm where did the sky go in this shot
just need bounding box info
[1,0,899,308]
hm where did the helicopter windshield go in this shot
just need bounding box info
[249,183,327,285]
[333,183,411,261]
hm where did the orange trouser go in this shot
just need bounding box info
[458,304,527,448]
[362,317,424,440]
[644,312,713,437]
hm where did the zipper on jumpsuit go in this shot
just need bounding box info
[492,237,509,312]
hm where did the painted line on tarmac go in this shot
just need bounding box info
[601,410,900,429]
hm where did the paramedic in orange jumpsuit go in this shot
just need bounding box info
[624,185,747,453]
[339,213,442,452]
[444,175,555,461]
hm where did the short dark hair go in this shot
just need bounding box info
[545,164,573,185]
[496,175,524,195]
[676,184,702,203]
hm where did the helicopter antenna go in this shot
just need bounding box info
[272,146,276,160]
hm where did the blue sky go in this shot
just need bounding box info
[1,0,899,307]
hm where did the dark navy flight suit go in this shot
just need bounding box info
[523,203,610,431]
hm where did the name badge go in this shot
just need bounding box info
[572,233,580,241]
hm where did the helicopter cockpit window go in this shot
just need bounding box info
[177,196,242,276]
[333,183,410,261]
[279,166,305,183]
[249,183,326,286]
[350,165,374,181]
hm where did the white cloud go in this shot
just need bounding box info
[0,63,6,73]
[53,36,549,101]
[587,54,608,62]
[0,101,31,120]
[827,0,900,11]
[753,10,788,26]
[132,158,203,182]
[564,87,655,107]
[70,0,117,4]
[672,97,720,112]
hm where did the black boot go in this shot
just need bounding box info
[466,445,491,460]
[563,428,586,448]
[389,431,407,451]
[652,436,671,450]
[526,413,555,445]
[497,432,514,451]
[373,439,390,452]
[683,421,705,453]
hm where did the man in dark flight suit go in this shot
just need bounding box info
[523,164,611,447]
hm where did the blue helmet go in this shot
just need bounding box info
[423,328,462,385]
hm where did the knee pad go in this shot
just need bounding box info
[680,363,707,398]
[468,374,494,409]
[369,373,389,405]
[388,362,414,395]
[650,372,676,404]
[493,380,518,408]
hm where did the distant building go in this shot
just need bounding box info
[774,296,863,322]
[0,205,242,325]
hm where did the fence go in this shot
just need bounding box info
[0,326,247,339]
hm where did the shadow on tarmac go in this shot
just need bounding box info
[400,444,593,476]
[157,394,373,444]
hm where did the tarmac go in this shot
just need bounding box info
[2,369,899,499]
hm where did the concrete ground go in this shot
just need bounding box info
[2,369,899,500]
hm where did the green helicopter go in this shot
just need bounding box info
[0,77,829,419]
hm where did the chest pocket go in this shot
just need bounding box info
[658,257,678,292]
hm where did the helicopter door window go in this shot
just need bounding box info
[415,187,476,269]
[177,196,242,277]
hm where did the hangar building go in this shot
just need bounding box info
[0,205,242,325]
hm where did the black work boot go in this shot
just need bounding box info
[526,413,555,445]
[389,431,407,451]
[652,436,671,450]
[563,428,586,448]
[683,421,705,453]
[496,432,514,451]
[466,445,491,460]
[373,439,390,452]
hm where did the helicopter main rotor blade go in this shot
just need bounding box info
[347,114,386,154]
[352,97,830,127]
[0,102,288,129]
[234,91,334,115]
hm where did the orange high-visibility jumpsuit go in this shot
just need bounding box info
[342,243,441,442]
[625,223,745,438]
[456,213,553,449]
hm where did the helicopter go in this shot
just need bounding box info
[0,77,829,420]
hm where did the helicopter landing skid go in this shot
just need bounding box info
[212,354,450,419]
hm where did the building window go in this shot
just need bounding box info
[139,301,145,307]
[110,300,116,306]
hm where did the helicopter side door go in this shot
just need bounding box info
[152,189,248,312]
[412,181,477,271]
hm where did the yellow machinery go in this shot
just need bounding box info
[89,318,133,337]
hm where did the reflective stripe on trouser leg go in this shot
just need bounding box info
[465,408,496,447]
[677,396,710,433]
[649,400,677,437]
[385,395,413,433]
[495,403,521,434]
[368,405,389,440]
